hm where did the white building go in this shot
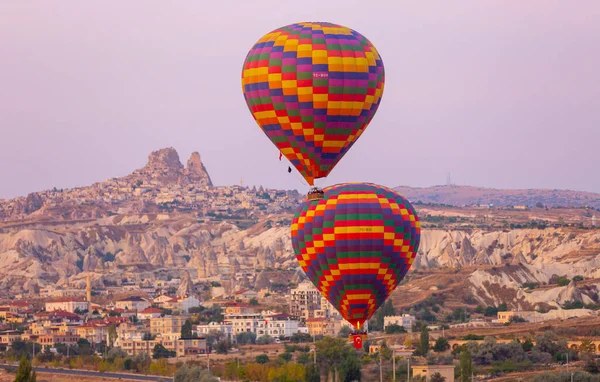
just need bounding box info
[225,313,263,335]
[384,314,416,331]
[162,296,201,313]
[115,296,150,312]
[45,298,89,314]
[259,315,300,338]
[224,311,302,339]
[311,296,341,320]
[195,322,235,342]
[289,280,322,318]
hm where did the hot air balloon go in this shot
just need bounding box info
[291,183,420,331]
[241,22,385,190]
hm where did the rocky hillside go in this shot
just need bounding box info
[0,213,296,296]
[394,227,600,317]
[2,146,600,316]
[0,147,214,222]
[395,185,600,209]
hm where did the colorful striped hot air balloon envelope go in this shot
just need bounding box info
[241,22,385,186]
[291,183,420,330]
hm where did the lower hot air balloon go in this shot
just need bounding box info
[291,183,420,340]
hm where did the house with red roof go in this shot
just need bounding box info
[45,298,89,314]
[137,307,163,320]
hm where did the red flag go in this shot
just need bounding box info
[353,334,363,350]
[279,152,283,161]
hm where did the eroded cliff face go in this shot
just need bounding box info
[0,213,296,294]
[412,228,600,313]
[416,229,599,270]
[2,214,600,314]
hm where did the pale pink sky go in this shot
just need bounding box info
[1,1,599,198]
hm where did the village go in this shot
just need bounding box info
[4,268,600,381]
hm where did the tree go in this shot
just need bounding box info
[433,337,450,352]
[77,338,92,356]
[380,342,393,361]
[338,326,353,338]
[224,361,241,380]
[315,337,357,377]
[174,365,219,382]
[153,344,173,359]
[460,349,473,382]
[385,324,406,334]
[305,364,320,382]
[255,354,270,364]
[14,355,37,382]
[415,323,430,356]
[149,358,170,376]
[484,306,499,317]
[236,331,257,345]
[214,340,229,354]
[256,334,275,345]
[278,352,293,363]
[249,297,259,306]
[584,357,599,374]
[430,372,447,382]
[522,338,534,352]
[181,320,193,338]
[340,353,361,382]
[108,324,118,348]
[580,339,596,355]
[290,333,312,343]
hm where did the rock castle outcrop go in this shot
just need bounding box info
[126,147,213,187]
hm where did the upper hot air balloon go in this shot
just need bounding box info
[241,22,385,187]
[291,183,420,330]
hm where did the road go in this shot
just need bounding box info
[0,364,173,381]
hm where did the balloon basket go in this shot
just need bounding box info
[307,187,324,201]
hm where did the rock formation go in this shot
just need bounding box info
[185,152,213,187]
[207,249,219,276]
[255,246,274,269]
[125,147,212,188]
[177,271,195,297]
[255,271,271,290]
[190,248,208,279]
